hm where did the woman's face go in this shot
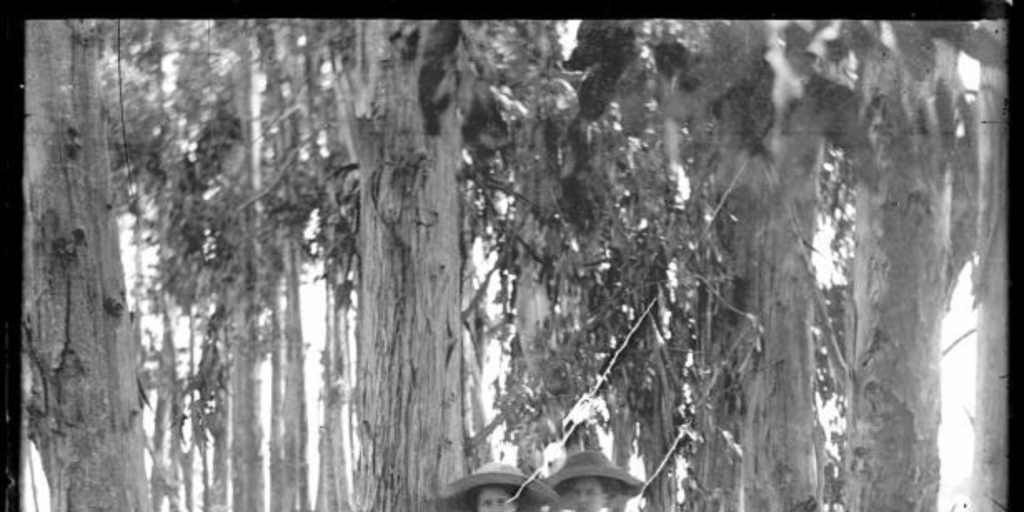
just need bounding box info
[564,477,611,512]
[475,486,517,512]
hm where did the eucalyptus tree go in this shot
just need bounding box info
[342,20,468,511]
[24,19,152,512]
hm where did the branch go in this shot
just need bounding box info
[942,329,977,357]
[461,263,501,323]
[467,412,506,449]
[234,171,286,213]
[639,425,690,497]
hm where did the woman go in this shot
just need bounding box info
[545,451,643,512]
[440,462,560,512]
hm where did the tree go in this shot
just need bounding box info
[845,23,964,512]
[23,19,152,512]
[227,21,266,512]
[257,20,313,512]
[315,20,361,512]
[347,20,466,511]
[739,22,874,512]
[971,21,1007,512]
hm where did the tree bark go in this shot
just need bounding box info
[210,323,230,512]
[845,33,961,512]
[970,47,1007,512]
[316,22,359,512]
[350,19,466,512]
[259,21,287,512]
[740,71,826,512]
[284,25,312,511]
[638,345,680,512]
[23,19,152,512]
[184,314,197,512]
[284,233,311,511]
[229,22,264,512]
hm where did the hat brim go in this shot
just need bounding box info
[546,466,644,498]
[439,473,559,512]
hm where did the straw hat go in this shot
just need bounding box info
[439,463,559,512]
[545,451,643,498]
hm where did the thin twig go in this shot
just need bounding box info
[461,263,501,323]
[639,426,689,498]
[942,329,977,357]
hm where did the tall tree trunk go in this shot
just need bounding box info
[270,273,286,512]
[350,19,466,512]
[261,19,288,512]
[212,328,230,511]
[229,22,264,512]
[740,71,829,512]
[970,39,1007,512]
[23,19,152,512]
[285,26,311,511]
[260,20,312,511]
[317,21,358,512]
[284,234,311,511]
[184,314,196,512]
[845,32,961,512]
[262,23,287,512]
[152,298,183,512]
[317,264,355,512]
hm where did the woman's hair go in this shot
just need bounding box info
[554,477,625,497]
[465,484,518,510]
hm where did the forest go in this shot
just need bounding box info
[19,18,1007,512]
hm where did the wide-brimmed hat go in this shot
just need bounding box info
[439,462,559,512]
[545,451,643,498]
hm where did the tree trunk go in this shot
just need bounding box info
[350,19,466,512]
[261,20,290,512]
[184,314,197,512]
[23,19,152,512]
[270,273,286,512]
[740,72,826,512]
[845,34,961,512]
[152,298,183,512]
[316,22,358,512]
[284,234,311,511]
[284,26,312,511]
[214,385,230,510]
[638,345,680,512]
[318,266,355,512]
[229,22,265,512]
[970,45,1007,512]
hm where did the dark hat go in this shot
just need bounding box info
[545,451,643,498]
[439,463,559,512]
